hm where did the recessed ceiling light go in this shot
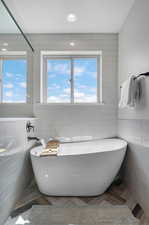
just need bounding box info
[1,48,7,51]
[3,42,8,46]
[67,13,77,22]
[70,42,75,47]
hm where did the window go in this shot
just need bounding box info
[0,55,27,103]
[42,52,101,104]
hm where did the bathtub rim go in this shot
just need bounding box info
[30,138,127,158]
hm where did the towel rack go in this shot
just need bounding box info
[134,72,149,80]
[120,72,149,88]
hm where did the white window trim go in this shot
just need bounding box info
[0,51,27,56]
[0,51,29,104]
[41,51,103,105]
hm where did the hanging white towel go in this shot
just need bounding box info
[119,75,136,108]
[134,76,145,104]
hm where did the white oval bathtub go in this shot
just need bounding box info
[30,138,127,196]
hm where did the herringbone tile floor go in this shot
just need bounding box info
[10,181,149,225]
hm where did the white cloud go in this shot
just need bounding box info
[47,87,97,103]
[3,100,25,103]
[3,100,13,103]
[47,96,69,103]
[54,64,70,74]
[5,91,13,97]
[16,74,22,77]
[77,85,96,93]
[47,93,96,103]
[48,62,70,74]
[6,73,13,78]
[74,91,85,98]
[74,89,97,102]
[59,94,69,98]
[78,85,88,89]
[19,82,26,88]
[89,71,97,78]
[4,83,13,88]
[63,88,71,94]
[49,74,56,78]
[48,84,61,91]
[75,94,97,103]
[89,87,97,92]
[74,66,85,76]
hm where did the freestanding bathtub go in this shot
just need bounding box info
[30,138,127,196]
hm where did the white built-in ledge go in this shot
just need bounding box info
[0,117,37,121]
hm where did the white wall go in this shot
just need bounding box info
[0,34,118,141]
[119,0,149,119]
[118,0,149,216]
[31,34,118,140]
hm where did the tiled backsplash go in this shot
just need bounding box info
[118,119,149,216]
[118,119,149,146]
[34,104,117,141]
[0,121,27,147]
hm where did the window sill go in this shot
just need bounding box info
[36,102,105,106]
[0,117,37,121]
[0,103,31,105]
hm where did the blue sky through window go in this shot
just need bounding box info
[2,59,27,103]
[47,59,71,103]
[74,58,97,103]
[47,58,97,103]
[1,57,97,103]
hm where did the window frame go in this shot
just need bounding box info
[41,51,102,104]
[0,53,29,104]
